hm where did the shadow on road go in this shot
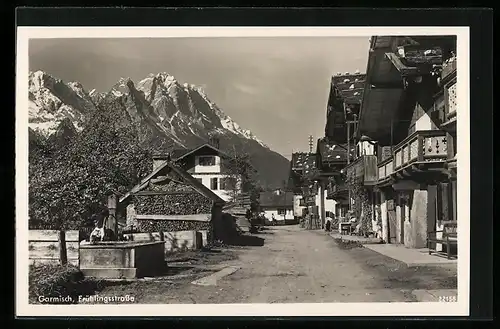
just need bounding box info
[217,213,266,247]
[224,234,265,247]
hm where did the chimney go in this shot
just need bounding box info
[208,136,220,149]
[152,153,170,171]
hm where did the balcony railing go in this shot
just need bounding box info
[327,182,348,199]
[445,80,457,121]
[396,45,443,67]
[378,157,394,181]
[345,154,378,186]
[377,130,448,182]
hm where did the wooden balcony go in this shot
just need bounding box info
[345,155,378,186]
[441,79,457,131]
[396,45,443,67]
[326,182,348,200]
[378,157,394,183]
[377,130,448,185]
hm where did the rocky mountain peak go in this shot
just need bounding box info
[27,71,289,187]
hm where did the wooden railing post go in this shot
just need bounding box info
[58,229,68,266]
[417,134,424,161]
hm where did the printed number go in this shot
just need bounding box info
[439,295,457,302]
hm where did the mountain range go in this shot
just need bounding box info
[28,70,290,188]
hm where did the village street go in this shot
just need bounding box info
[99,225,457,304]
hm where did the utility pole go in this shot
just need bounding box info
[308,135,314,154]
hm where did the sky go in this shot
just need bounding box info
[29,37,370,158]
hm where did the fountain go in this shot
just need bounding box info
[79,193,165,280]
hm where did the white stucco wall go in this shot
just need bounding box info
[194,155,221,174]
[263,209,294,221]
[415,111,433,131]
[325,198,337,215]
[356,141,375,156]
[293,195,306,217]
[191,173,242,202]
[314,186,337,216]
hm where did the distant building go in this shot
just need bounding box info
[288,152,318,220]
[259,189,294,225]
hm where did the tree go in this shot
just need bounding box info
[222,146,261,212]
[29,105,171,230]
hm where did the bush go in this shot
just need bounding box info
[29,264,102,304]
[333,238,364,250]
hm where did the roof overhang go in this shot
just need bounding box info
[357,36,406,142]
[357,86,404,142]
[366,37,404,86]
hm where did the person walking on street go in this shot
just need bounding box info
[325,212,333,232]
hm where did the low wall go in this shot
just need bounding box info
[29,230,80,266]
[123,230,208,254]
[79,241,165,279]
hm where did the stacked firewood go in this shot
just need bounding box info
[137,219,212,237]
[133,193,212,215]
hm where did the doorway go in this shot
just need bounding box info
[399,194,407,244]
[387,200,397,243]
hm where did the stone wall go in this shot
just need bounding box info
[123,230,208,254]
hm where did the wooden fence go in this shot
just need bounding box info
[29,230,80,267]
[233,193,251,207]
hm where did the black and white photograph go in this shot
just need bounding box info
[16,26,470,317]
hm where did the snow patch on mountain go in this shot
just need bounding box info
[28,70,269,149]
[28,70,94,136]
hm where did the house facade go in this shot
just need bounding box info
[259,190,295,225]
[321,71,366,224]
[118,156,226,245]
[347,35,458,251]
[163,137,243,203]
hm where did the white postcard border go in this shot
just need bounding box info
[16,26,470,317]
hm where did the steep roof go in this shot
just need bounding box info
[331,73,366,105]
[291,152,317,173]
[171,143,231,161]
[119,161,225,204]
[259,191,294,208]
[170,148,192,160]
[317,139,354,163]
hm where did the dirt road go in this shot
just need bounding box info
[100,225,457,303]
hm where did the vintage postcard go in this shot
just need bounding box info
[16,26,470,317]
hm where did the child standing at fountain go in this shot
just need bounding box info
[89,209,109,243]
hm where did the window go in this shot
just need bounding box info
[210,177,218,190]
[198,156,216,166]
[220,177,236,190]
[277,209,286,215]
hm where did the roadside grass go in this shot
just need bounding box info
[333,238,365,250]
[29,264,104,304]
[165,247,238,266]
[95,247,240,304]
